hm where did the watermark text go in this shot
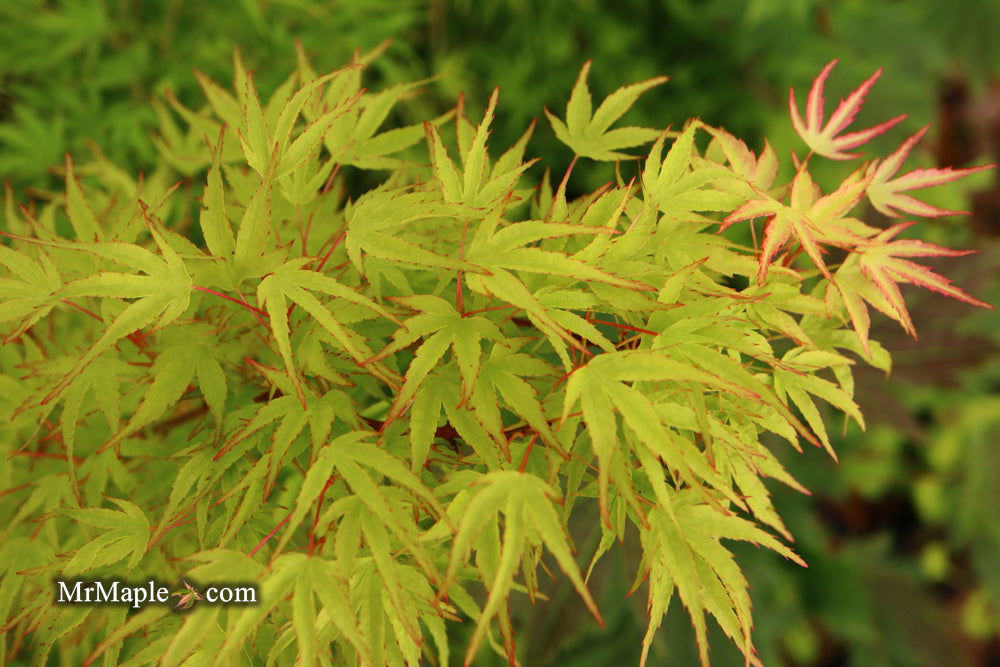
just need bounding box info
[55,579,257,611]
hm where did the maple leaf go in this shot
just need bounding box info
[721,165,874,283]
[637,496,804,667]
[562,350,763,527]
[441,471,602,666]
[705,124,779,193]
[789,59,905,160]
[835,222,993,352]
[7,223,195,407]
[343,187,484,278]
[257,257,400,405]
[642,122,745,222]
[65,155,103,242]
[545,60,667,161]
[171,581,203,610]
[867,125,995,217]
[425,88,538,208]
[0,243,61,342]
[63,499,149,577]
[366,294,506,428]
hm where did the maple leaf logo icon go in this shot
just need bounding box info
[171,581,203,610]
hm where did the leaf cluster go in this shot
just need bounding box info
[0,47,992,667]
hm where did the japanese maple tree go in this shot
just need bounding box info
[0,49,992,666]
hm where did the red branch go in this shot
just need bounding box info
[586,318,657,336]
[60,299,150,353]
[463,304,517,318]
[308,476,336,556]
[315,229,347,274]
[192,285,267,318]
[248,513,292,558]
[517,432,540,473]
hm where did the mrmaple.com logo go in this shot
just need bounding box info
[54,579,258,611]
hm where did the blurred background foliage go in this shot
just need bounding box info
[2,0,1000,664]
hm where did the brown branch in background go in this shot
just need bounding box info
[934,75,978,169]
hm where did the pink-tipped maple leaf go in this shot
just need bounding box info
[722,196,831,285]
[790,59,905,160]
[867,125,995,217]
[720,166,872,284]
[850,222,992,339]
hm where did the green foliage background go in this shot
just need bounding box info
[2,1,1000,665]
